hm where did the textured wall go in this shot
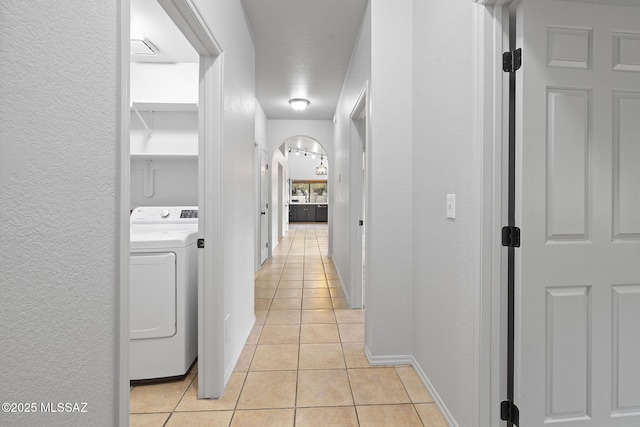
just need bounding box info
[411,1,477,426]
[0,1,120,426]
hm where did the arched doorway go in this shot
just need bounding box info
[266,135,330,258]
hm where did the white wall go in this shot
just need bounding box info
[332,1,371,306]
[411,1,477,426]
[267,120,334,159]
[130,157,198,209]
[0,1,120,425]
[131,111,198,155]
[288,153,329,181]
[193,0,257,380]
[130,62,199,104]
[366,0,414,357]
[255,100,268,148]
[130,63,199,209]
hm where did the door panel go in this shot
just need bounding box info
[130,253,176,339]
[515,0,640,425]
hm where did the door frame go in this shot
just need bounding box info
[158,0,225,400]
[349,81,370,309]
[119,1,225,420]
[117,2,130,423]
[258,147,269,266]
[472,1,511,426]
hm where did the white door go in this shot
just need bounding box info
[260,149,269,265]
[515,0,640,425]
[361,150,366,307]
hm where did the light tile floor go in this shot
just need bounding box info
[130,223,448,426]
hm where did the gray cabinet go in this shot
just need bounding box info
[315,204,328,222]
[289,204,327,222]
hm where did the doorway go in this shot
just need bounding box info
[349,82,369,309]
[278,163,285,240]
[281,136,330,226]
[120,1,226,420]
[259,148,269,265]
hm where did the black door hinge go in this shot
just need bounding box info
[501,400,520,426]
[359,220,364,226]
[502,226,521,248]
[197,238,205,249]
[503,48,522,73]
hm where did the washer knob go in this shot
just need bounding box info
[161,209,170,219]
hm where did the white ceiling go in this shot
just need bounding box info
[130,0,198,64]
[241,0,368,120]
[130,0,368,121]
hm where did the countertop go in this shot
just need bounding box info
[289,202,328,205]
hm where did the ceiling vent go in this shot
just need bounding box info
[130,38,159,56]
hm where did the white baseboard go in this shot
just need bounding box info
[334,265,350,306]
[364,345,413,366]
[362,345,458,427]
[410,356,458,427]
[223,314,255,386]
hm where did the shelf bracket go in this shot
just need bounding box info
[131,102,153,139]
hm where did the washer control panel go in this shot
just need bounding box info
[131,206,198,224]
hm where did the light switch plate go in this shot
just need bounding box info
[447,194,456,219]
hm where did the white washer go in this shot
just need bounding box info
[129,206,198,380]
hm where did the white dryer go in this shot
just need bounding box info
[129,206,198,380]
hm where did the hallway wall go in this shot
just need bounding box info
[332,1,371,307]
[411,1,478,426]
[366,0,414,357]
[0,1,120,425]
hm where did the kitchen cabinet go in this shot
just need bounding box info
[289,204,327,222]
[315,204,328,222]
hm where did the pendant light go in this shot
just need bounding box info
[316,155,327,175]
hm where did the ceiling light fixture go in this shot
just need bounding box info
[316,156,327,175]
[289,98,310,111]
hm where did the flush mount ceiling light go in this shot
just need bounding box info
[289,98,310,111]
[130,38,159,56]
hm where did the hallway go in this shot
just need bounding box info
[129,223,447,426]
